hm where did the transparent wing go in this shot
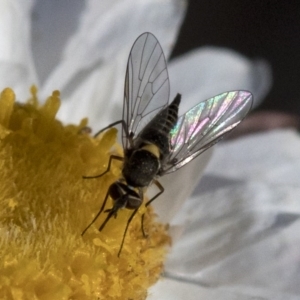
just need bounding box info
[123,32,170,148]
[162,91,253,174]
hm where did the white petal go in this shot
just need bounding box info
[0,0,37,95]
[208,129,300,185]
[152,150,212,224]
[168,48,271,114]
[56,55,125,128]
[148,278,299,300]
[41,0,187,109]
[31,0,85,84]
[165,130,300,297]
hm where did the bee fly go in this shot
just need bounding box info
[82,32,253,256]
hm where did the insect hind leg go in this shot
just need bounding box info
[141,179,164,238]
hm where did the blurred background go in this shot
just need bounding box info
[171,0,300,130]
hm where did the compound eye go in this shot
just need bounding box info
[109,182,126,201]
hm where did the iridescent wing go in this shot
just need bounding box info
[161,91,253,174]
[123,32,170,148]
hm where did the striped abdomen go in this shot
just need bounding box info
[136,94,181,159]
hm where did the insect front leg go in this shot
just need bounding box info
[83,155,123,179]
[99,208,116,232]
[141,180,164,237]
[94,120,129,138]
[81,188,111,236]
[118,208,139,257]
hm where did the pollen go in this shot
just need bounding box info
[0,87,170,299]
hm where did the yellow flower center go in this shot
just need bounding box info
[0,87,170,300]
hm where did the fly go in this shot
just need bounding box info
[82,32,253,256]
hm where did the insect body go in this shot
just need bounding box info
[82,32,253,256]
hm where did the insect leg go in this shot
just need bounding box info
[94,120,129,138]
[83,155,123,179]
[118,208,139,257]
[141,180,164,237]
[99,209,116,231]
[145,180,165,207]
[81,188,111,236]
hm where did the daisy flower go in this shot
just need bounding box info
[3,1,296,300]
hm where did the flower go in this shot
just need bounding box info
[2,1,297,300]
[0,87,171,299]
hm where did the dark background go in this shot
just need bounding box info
[171,0,300,115]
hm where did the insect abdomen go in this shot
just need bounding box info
[138,94,181,158]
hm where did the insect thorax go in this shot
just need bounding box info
[123,148,160,187]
